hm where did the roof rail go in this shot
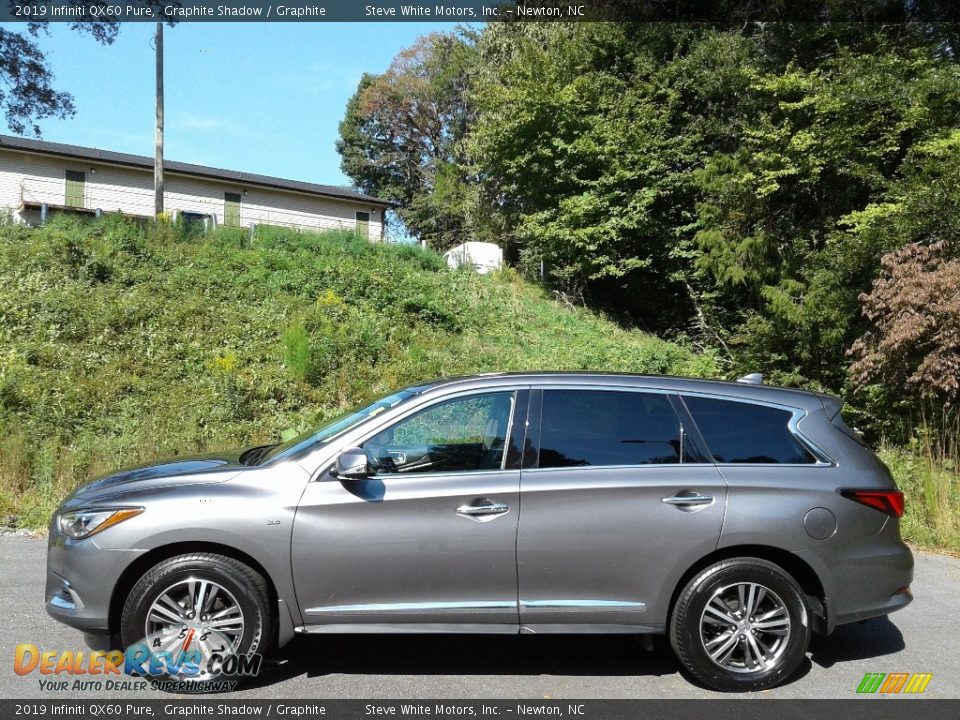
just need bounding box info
[736,372,764,385]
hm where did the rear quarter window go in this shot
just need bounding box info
[831,413,869,448]
[683,396,817,464]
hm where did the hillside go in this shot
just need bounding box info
[0,216,718,528]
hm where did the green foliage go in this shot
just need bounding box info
[881,444,960,552]
[691,46,960,391]
[281,324,312,383]
[0,217,715,529]
[360,22,960,428]
[336,31,477,250]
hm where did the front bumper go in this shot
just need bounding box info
[45,529,146,635]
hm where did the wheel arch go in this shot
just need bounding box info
[109,541,282,645]
[666,544,828,635]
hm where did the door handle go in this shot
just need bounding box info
[456,499,509,519]
[662,491,714,510]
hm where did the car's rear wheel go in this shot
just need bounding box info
[120,553,273,688]
[669,558,811,692]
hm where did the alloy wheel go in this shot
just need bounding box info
[698,581,792,673]
[143,577,245,679]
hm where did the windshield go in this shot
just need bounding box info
[260,390,415,463]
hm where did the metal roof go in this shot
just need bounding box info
[0,134,392,207]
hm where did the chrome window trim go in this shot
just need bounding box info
[522,463,716,475]
[367,468,521,481]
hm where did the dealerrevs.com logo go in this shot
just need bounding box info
[856,672,933,695]
[14,634,262,694]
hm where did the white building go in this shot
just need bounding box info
[0,135,391,238]
[443,241,504,274]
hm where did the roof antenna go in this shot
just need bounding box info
[736,372,764,385]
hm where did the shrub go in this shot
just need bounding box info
[282,324,312,383]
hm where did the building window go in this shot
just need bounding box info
[224,192,242,227]
[355,211,370,240]
[181,211,213,234]
[65,170,85,208]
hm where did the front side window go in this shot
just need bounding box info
[683,396,816,464]
[363,392,515,475]
[538,390,685,468]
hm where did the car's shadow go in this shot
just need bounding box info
[809,616,905,668]
[242,617,904,690]
[243,634,678,688]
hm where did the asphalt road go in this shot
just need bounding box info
[2,534,958,700]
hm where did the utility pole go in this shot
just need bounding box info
[154,22,164,217]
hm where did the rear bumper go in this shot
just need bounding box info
[799,532,914,633]
[834,585,912,626]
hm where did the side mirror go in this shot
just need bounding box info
[335,447,370,480]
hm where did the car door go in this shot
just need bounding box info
[516,387,727,631]
[291,389,528,630]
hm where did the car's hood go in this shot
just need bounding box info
[71,449,249,499]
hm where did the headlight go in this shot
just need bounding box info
[58,508,143,540]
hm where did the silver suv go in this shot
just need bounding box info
[46,372,913,691]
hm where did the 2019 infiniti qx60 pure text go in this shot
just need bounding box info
[46,372,913,691]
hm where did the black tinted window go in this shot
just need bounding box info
[538,390,683,468]
[684,396,816,464]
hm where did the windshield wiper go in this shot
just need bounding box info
[239,444,278,466]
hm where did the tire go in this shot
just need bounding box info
[669,558,811,692]
[120,553,273,687]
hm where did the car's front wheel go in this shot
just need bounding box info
[669,557,811,692]
[120,552,273,687]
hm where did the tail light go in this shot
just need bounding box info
[841,489,905,518]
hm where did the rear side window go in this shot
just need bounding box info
[683,396,816,464]
[538,390,689,468]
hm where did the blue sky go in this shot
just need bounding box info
[3,22,459,187]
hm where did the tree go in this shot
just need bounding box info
[849,240,960,405]
[0,27,75,136]
[838,130,960,437]
[0,4,171,136]
[691,39,960,387]
[337,16,960,419]
[337,31,476,249]
[461,25,750,323]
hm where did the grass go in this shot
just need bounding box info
[881,444,960,553]
[0,215,718,529]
